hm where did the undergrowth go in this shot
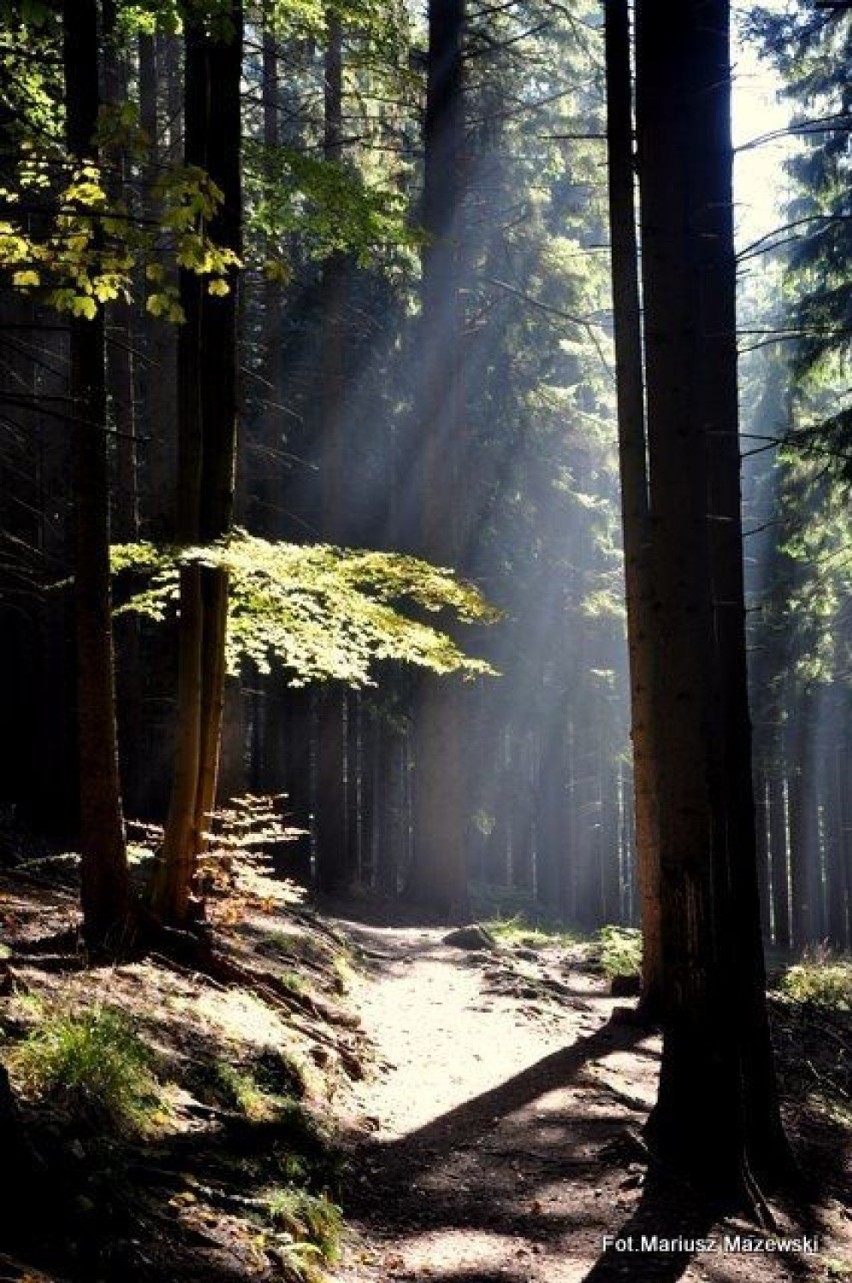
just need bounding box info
[264,1186,342,1264]
[778,952,851,1011]
[189,1045,309,1121]
[595,924,642,978]
[470,882,549,924]
[485,914,584,950]
[11,1004,159,1132]
[211,1061,289,1120]
[0,844,355,1282]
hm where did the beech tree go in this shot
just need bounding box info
[149,2,244,926]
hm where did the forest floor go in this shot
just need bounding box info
[0,858,849,1283]
[325,907,851,1283]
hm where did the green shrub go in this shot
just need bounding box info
[596,925,642,979]
[13,1005,158,1131]
[779,956,852,1011]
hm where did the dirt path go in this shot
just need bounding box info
[328,916,850,1283]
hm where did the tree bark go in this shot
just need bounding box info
[408,0,469,920]
[635,0,790,1200]
[788,687,820,949]
[150,3,243,926]
[767,764,791,949]
[139,31,179,542]
[314,15,355,892]
[63,0,130,948]
[604,0,661,1009]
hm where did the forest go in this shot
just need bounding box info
[0,0,850,1280]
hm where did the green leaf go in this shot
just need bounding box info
[111,532,501,687]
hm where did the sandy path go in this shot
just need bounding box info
[327,917,850,1283]
[342,924,614,1136]
[329,920,655,1282]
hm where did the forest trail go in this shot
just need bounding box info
[327,915,850,1283]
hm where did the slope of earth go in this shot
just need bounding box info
[327,913,851,1283]
[0,857,365,1283]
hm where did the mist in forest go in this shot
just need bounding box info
[0,0,848,948]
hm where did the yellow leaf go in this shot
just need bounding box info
[71,295,97,320]
[207,278,230,297]
[12,269,40,287]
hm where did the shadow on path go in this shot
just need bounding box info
[578,1172,716,1283]
[378,1015,645,1168]
[344,1013,651,1243]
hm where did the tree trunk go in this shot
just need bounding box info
[63,0,130,948]
[604,0,661,1011]
[150,4,243,926]
[788,688,820,949]
[408,0,469,920]
[103,2,147,824]
[823,737,848,950]
[536,706,569,913]
[635,0,790,1200]
[753,770,772,942]
[139,31,178,540]
[314,15,354,892]
[374,713,403,896]
[767,764,790,950]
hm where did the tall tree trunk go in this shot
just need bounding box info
[254,15,312,881]
[536,704,569,913]
[788,687,820,949]
[408,0,469,920]
[103,2,147,822]
[150,4,243,926]
[374,713,403,895]
[139,32,179,540]
[753,771,772,942]
[604,0,661,1008]
[635,0,790,1201]
[63,0,130,948]
[314,14,354,892]
[767,763,790,949]
[823,735,848,950]
[134,30,180,820]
